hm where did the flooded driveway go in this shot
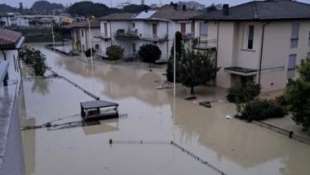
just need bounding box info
[19,44,310,175]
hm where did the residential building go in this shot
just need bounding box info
[193,0,310,92]
[0,29,24,85]
[99,4,201,60]
[66,20,101,54]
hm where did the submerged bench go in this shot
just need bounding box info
[80,100,119,121]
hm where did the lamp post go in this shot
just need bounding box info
[51,23,55,48]
[173,33,176,119]
[87,18,93,65]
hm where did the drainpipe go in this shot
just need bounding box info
[215,21,220,85]
[258,23,267,85]
[166,21,169,60]
[1,50,7,60]
[110,21,112,46]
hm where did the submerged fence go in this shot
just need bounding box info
[253,121,310,145]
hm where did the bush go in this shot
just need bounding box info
[85,48,96,57]
[19,47,47,76]
[227,82,261,103]
[238,100,286,121]
[138,44,161,63]
[106,45,124,60]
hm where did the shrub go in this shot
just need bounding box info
[138,44,161,63]
[239,100,286,121]
[84,48,96,57]
[227,82,261,103]
[106,45,124,60]
[19,47,47,76]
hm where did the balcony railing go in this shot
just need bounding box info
[115,29,140,40]
[193,37,217,50]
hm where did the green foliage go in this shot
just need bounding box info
[285,58,310,131]
[138,44,161,64]
[106,45,124,61]
[227,82,261,104]
[19,47,46,76]
[178,50,218,95]
[167,32,185,82]
[298,59,310,81]
[68,1,119,17]
[123,4,150,13]
[239,100,286,121]
[85,48,96,58]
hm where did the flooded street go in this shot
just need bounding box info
[19,44,310,175]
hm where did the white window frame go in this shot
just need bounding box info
[290,22,300,49]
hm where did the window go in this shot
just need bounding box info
[132,43,136,54]
[191,21,195,34]
[247,25,254,50]
[181,23,186,34]
[81,30,84,37]
[152,23,158,37]
[104,23,108,36]
[291,23,299,48]
[200,22,208,36]
[287,54,297,79]
[95,44,99,50]
[307,52,310,59]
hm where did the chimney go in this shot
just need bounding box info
[223,4,229,16]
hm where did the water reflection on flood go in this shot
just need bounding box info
[19,44,310,175]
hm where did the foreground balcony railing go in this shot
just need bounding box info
[0,61,9,86]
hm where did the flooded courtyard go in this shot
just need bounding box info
[18,44,310,175]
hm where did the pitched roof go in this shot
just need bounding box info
[0,29,23,49]
[99,13,136,21]
[64,20,100,29]
[195,0,310,21]
[151,5,201,20]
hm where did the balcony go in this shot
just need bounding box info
[193,37,217,50]
[115,29,140,40]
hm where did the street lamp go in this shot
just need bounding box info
[87,17,94,65]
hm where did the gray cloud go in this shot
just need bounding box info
[2,0,310,8]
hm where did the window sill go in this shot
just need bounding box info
[241,49,256,52]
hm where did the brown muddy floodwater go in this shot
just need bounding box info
[18,43,310,175]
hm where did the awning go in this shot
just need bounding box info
[224,66,257,76]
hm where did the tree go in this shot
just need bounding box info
[123,4,150,13]
[178,49,218,95]
[138,44,161,64]
[67,1,119,17]
[285,59,310,131]
[166,31,184,82]
[106,45,124,61]
[227,82,261,113]
[19,47,47,76]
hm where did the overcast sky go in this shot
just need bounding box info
[2,0,310,8]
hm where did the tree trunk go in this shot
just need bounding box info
[190,86,195,95]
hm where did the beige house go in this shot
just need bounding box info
[193,0,310,92]
[66,20,101,54]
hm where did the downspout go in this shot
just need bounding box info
[109,21,112,46]
[1,50,7,60]
[166,21,169,60]
[215,21,220,85]
[258,23,266,85]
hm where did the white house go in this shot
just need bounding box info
[66,20,101,54]
[0,29,24,86]
[99,4,201,61]
[193,0,310,92]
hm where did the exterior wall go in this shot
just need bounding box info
[99,20,173,60]
[71,28,100,53]
[198,20,310,92]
